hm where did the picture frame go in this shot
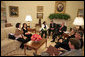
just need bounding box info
[37,13,43,19]
[77,9,84,17]
[55,1,66,13]
[9,6,19,17]
[37,6,43,12]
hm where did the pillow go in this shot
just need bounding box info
[8,33,15,40]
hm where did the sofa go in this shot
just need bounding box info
[1,26,21,56]
[1,26,36,56]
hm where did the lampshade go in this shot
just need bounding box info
[73,17,84,25]
[25,15,32,22]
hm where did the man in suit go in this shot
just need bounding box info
[48,20,56,37]
[51,22,67,42]
[60,38,82,56]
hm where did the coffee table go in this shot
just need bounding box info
[24,38,47,55]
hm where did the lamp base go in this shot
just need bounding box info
[27,26,30,28]
[28,21,30,28]
[76,25,79,30]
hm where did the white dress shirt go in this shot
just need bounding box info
[40,24,49,31]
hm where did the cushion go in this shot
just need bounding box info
[1,39,16,47]
[1,26,15,40]
[1,38,21,56]
[1,28,7,40]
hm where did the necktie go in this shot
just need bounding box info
[60,25,62,30]
[44,25,46,29]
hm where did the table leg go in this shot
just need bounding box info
[24,45,27,55]
[35,49,37,55]
[46,39,47,48]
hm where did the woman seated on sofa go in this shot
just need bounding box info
[14,23,31,49]
[22,23,32,41]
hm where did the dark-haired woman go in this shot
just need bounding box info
[14,23,30,49]
[22,23,32,41]
[40,21,49,38]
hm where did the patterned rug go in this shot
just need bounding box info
[5,36,56,56]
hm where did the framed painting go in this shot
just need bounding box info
[9,6,19,17]
[55,1,66,13]
[37,6,43,12]
[37,13,43,19]
[77,9,84,17]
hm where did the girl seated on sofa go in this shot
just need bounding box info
[14,23,32,49]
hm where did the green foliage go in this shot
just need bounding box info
[49,13,70,20]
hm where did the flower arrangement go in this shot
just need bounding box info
[31,34,42,41]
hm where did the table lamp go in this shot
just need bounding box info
[73,17,84,30]
[25,15,32,28]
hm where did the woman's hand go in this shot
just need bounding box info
[59,30,62,32]
[23,36,27,39]
[25,32,31,35]
[59,39,63,43]
[28,32,31,34]
[19,35,23,38]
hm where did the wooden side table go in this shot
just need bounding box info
[27,28,36,34]
[5,23,12,27]
[24,38,47,55]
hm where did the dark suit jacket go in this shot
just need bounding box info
[54,24,67,34]
[49,23,56,29]
[58,24,67,32]
[61,26,67,32]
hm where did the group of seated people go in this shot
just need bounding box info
[40,20,67,40]
[14,23,32,49]
[34,38,83,56]
[10,19,83,56]
[38,20,84,56]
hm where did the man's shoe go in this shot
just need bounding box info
[55,42,57,43]
[27,47,32,50]
[33,52,40,56]
[33,52,37,56]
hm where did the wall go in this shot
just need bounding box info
[4,1,84,30]
[1,1,7,28]
[4,1,55,28]
[66,1,84,29]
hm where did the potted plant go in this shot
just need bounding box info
[48,13,70,20]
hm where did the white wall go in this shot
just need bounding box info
[4,1,84,30]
